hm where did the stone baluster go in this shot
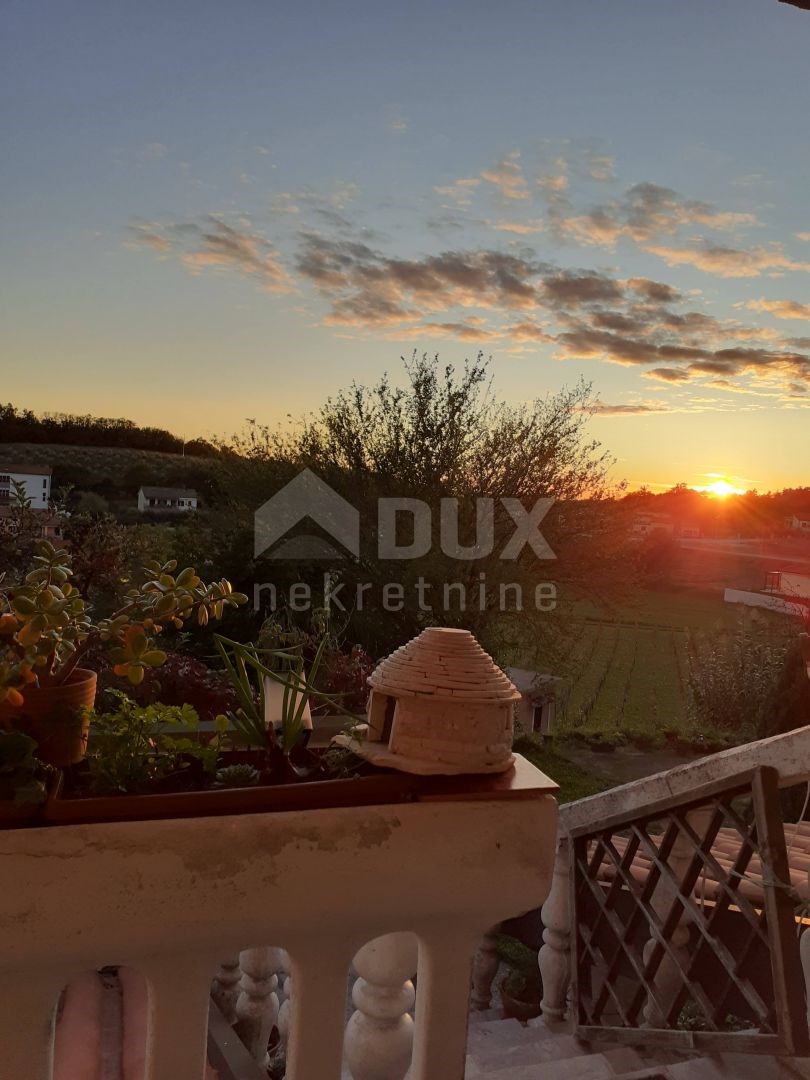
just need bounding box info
[211,953,241,1023]
[277,950,292,1049]
[539,836,572,1023]
[234,946,281,1063]
[470,928,501,1011]
[344,931,418,1080]
[642,807,713,1028]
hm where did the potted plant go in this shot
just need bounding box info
[213,630,343,770]
[43,681,419,826]
[497,934,543,1022]
[0,729,51,827]
[43,630,426,826]
[0,540,246,766]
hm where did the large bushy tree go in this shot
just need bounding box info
[226,353,634,662]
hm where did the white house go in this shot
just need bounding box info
[0,463,51,509]
[137,486,199,513]
[763,570,810,601]
[507,667,561,738]
[787,514,810,533]
[632,511,674,537]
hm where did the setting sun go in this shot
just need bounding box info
[703,478,746,498]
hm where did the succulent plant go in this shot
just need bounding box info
[213,763,261,789]
[0,540,248,704]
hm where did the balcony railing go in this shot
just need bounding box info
[0,756,558,1080]
[537,724,810,1055]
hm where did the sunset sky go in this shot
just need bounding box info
[2,0,809,491]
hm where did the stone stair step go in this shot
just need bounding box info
[601,1046,647,1073]
[467,1020,567,1049]
[468,1008,502,1025]
[468,1017,525,1040]
[465,1050,617,1079]
[715,1054,810,1080]
[665,1059,728,1080]
[466,1034,587,1075]
[460,1013,810,1080]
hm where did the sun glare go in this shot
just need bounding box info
[704,478,744,498]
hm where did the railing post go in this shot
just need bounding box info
[410,928,480,1080]
[470,928,500,1011]
[143,953,215,1080]
[344,932,418,1080]
[285,943,353,1080]
[0,972,61,1080]
[539,835,571,1023]
[234,946,281,1064]
[211,954,241,1024]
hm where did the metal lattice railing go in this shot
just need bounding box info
[570,766,809,1055]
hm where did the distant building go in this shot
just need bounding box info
[633,511,702,540]
[679,522,702,539]
[786,514,810,533]
[0,505,64,541]
[633,512,675,537]
[506,668,560,738]
[763,571,810,602]
[0,464,51,509]
[137,486,199,513]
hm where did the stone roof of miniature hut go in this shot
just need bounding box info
[368,627,521,704]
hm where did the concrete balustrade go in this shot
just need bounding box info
[0,758,557,1080]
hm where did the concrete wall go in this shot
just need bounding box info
[724,587,806,617]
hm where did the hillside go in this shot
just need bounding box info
[0,442,220,486]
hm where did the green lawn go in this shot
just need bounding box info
[512,734,611,803]
[548,588,771,750]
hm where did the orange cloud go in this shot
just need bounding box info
[479,153,529,200]
[130,217,293,293]
[644,243,810,278]
[748,298,810,320]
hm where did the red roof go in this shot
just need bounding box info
[0,506,61,523]
[0,464,52,476]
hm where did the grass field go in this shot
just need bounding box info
[548,589,768,749]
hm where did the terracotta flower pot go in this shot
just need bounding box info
[499,977,542,1023]
[0,669,97,767]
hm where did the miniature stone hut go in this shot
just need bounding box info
[336,627,521,775]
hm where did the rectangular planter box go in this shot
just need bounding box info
[36,752,559,828]
[44,768,420,826]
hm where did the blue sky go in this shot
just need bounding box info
[2,0,809,489]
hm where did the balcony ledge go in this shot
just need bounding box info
[0,755,558,1080]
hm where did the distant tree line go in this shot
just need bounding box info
[0,403,218,457]
[623,482,810,538]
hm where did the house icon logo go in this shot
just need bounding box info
[254,469,360,560]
